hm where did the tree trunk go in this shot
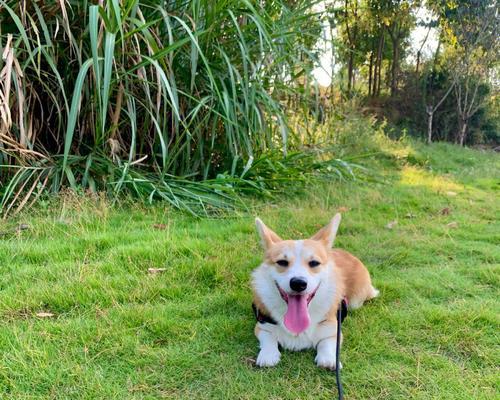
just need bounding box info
[426,107,433,144]
[329,21,336,99]
[415,51,421,77]
[391,40,399,97]
[347,50,354,97]
[374,33,384,97]
[387,58,392,92]
[352,65,356,91]
[458,119,468,146]
[368,50,374,97]
[415,26,431,78]
[377,60,382,96]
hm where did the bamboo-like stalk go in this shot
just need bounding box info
[0,0,355,216]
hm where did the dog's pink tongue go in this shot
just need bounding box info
[284,294,310,334]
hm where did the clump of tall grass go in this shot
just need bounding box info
[0,0,356,217]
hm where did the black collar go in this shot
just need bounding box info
[252,303,277,325]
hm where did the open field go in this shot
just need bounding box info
[0,140,499,399]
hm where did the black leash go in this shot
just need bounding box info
[335,304,344,400]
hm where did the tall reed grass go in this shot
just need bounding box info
[0,0,354,216]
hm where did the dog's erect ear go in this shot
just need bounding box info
[311,213,342,248]
[255,218,282,249]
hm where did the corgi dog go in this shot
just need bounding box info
[251,213,378,368]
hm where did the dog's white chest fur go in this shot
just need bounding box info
[261,322,321,350]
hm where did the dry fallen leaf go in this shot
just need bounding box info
[338,206,350,213]
[36,312,54,318]
[440,207,451,215]
[385,220,398,229]
[153,224,167,230]
[243,357,256,366]
[446,191,458,197]
[148,268,167,274]
[446,222,459,229]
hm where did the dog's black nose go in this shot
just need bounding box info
[290,277,307,292]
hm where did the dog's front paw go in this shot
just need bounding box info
[315,353,342,370]
[256,349,281,367]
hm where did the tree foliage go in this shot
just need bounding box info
[330,0,498,145]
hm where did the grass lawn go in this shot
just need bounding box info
[0,140,498,399]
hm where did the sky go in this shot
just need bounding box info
[311,3,440,87]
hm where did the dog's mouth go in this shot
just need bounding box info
[276,283,319,305]
[275,282,319,335]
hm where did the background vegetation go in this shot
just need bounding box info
[329,0,499,146]
[0,1,498,216]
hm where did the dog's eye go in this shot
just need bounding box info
[309,260,320,267]
[276,259,289,267]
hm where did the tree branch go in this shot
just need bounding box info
[432,82,455,113]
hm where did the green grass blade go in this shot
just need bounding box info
[101,32,116,137]
[62,58,94,176]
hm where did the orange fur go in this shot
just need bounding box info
[332,249,378,308]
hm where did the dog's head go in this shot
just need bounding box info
[255,214,341,334]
